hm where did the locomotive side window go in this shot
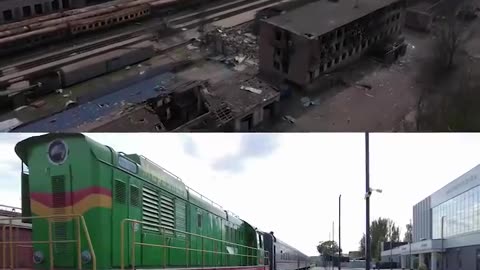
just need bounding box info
[197,213,202,228]
[118,155,137,173]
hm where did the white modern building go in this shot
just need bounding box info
[381,164,480,270]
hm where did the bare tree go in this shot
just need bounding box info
[434,0,468,69]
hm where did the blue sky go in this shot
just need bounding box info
[0,133,479,256]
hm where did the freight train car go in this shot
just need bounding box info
[12,133,268,270]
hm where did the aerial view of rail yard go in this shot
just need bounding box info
[0,0,479,132]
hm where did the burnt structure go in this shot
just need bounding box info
[259,0,407,89]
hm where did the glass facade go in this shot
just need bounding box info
[432,184,480,239]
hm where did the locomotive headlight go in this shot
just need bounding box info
[47,140,68,165]
[33,251,44,264]
[81,250,92,264]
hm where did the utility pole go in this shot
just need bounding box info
[365,132,371,270]
[338,194,342,270]
[332,221,335,270]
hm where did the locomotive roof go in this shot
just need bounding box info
[15,133,86,163]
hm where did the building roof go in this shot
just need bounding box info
[264,0,401,37]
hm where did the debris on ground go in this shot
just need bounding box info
[300,97,320,107]
[31,100,46,108]
[65,99,77,109]
[235,55,247,64]
[234,64,247,72]
[354,83,373,90]
[55,89,63,94]
[0,118,22,132]
[283,115,296,123]
[187,44,199,50]
[205,25,258,64]
[125,66,131,70]
[240,85,262,94]
[365,93,375,98]
[14,105,29,112]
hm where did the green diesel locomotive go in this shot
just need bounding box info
[14,133,266,270]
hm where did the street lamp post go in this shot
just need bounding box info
[365,132,371,270]
[364,133,383,270]
[339,194,341,270]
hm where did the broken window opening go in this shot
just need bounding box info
[62,0,70,9]
[52,0,60,11]
[273,61,280,70]
[34,4,43,14]
[274,48,281,56]
[3,9,13,21]
[275,29,282,41]
[23,6,32,17]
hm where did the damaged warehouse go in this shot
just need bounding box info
[258,0,407,89]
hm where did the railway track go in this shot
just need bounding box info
[0,31,155,77]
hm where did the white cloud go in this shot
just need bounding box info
[0,133,478,257]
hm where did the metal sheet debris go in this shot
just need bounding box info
[300,97,320,107]
[240,85,262,94]
[0,118,22,132]
[283,115,296,123]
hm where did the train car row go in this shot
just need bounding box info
[0,0,202,56]
[9,133,311,270]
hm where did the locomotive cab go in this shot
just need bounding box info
[15,134,114,269]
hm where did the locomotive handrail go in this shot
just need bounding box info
[0,214,96,270]
[121,218,269,270]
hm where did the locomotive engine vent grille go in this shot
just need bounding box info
[175,200,186,238]
[160,196,175,232]
[51,175,69,254]
[142,187,160,231]
[115,180,126,204]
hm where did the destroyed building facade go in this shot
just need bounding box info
[258,0,407,88]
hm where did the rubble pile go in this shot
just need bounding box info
[205,25,259,68]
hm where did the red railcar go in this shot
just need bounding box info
[0,206,33,269]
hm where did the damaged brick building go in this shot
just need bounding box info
[258,0,407,89]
